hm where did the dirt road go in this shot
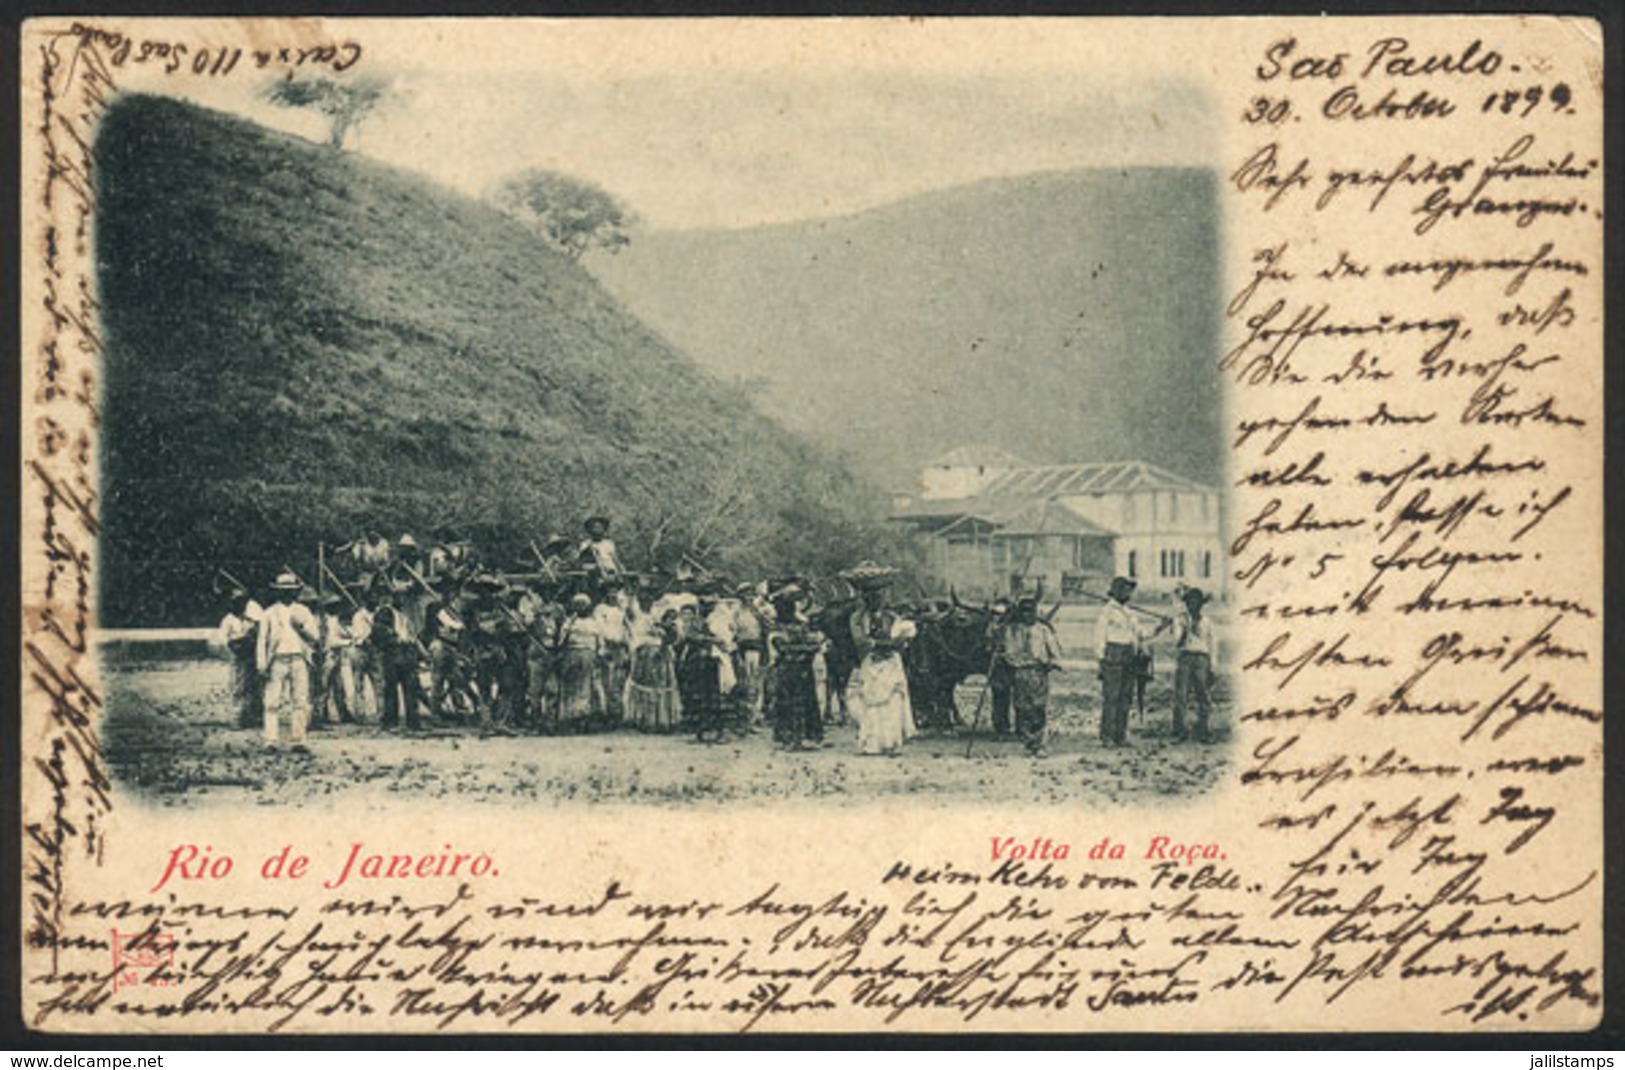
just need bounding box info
[103,655,1232,810]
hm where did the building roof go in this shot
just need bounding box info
[978,460,1212,499]
[925,445,1030,469]
[990,499,1112,537]
[892,496,1110,538]
[889,496,984,524]
[934,514,1002,538]
[890,459,1214,536]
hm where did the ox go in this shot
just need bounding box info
[903,599,997,733]
[811,594,1004,733]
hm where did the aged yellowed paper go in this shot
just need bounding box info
[19,16,1604,1033]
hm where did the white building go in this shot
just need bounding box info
[915,445,1029,500]
[892,454,1225,599]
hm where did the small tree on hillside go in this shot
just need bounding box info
[488,169,634,261]
[262,74,394,150]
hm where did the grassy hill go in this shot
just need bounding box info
[95,94,898,626]
[590,168,1223,489]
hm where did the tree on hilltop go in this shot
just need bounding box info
[488,168,634,262]
[262,74,395,151]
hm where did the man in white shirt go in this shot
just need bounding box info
[351,531,391,575]
[1094,575,1145,746]
[257,571,320,745]
[578,516,624,582]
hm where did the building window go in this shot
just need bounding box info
[1127,550,1137,578]
[1201,551,1212,578]
[1177,550,1186,577]
[1159,549,1168,578]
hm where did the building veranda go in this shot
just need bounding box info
[890,451,1225,602]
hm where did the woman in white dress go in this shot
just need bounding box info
[842,563,917,757]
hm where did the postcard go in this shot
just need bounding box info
[19,15,1604,1033]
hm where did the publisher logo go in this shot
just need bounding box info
[110,929,175,991]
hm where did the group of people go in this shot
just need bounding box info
[216,517,1217,757]
[220,518,846,752]
[956,573,1214,757]
[1092,575,1217,747]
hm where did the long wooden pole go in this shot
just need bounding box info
[216,566,250,593]
[319,558,361,612]
[1071,587,1175,624]
[528,539,560,583]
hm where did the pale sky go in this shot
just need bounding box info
[130,18,1216,230]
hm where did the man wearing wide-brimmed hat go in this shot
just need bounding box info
[394,532,421,564]
[257,570,321,746]
[578,515,624,583]
[1094,575,1145,746]
[1171,585,1216,743]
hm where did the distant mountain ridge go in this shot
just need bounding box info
[95,95,895,625]
[590,166,1224,491]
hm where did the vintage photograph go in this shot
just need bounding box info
[20,15,1609,1037]
[90,31,1230,811]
